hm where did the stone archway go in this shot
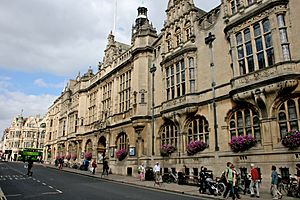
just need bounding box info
[85,139,93,152]
[97,136,106,163]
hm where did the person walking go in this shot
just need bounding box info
[153,162,161,186]
[91,159,97,175]
[295,163,300,196]
[250,163,260,198]
[27,158,33,176]
[271,165,282,199]
[102,158,109,177]
[231,164,241,199]
[138,163,145,181]
[223,162,234,199]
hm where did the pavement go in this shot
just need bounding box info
[44,164,298,200]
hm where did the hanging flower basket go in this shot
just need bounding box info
[84,152,92,160]
[229,135,257,153]
[160,144,176,157]
[187,140,208,155]
[66,154,71,161]
[71,154,77,161]
[282,130,300,150]
[116,148,127,161]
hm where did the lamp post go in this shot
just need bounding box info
[205,32,219,151]
[150,64,157,156]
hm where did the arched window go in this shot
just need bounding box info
[175,28,182,47]
[161,123,178,147]
[117,132,128,150]
[166,33,172,51]
[278,98,300,138]
[185,21,191,41]
[187,116,209,144]
[85,140,93,152]
[229,108,261,143]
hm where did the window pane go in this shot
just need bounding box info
[239,60,246,75]
[277,15,286,27]
[282,44,291,61]
[238,46,244,59]
[245,42,253,55]
[254,24,261,37]
[267,48,275,66]
[265,33,273,48]
[244,29,251,41]
[257,52,266,69]
[263,20,270,33]
[288,100,297,119]
[280,29,288,43]
[255,38,263,52]
[247,56,254,72]
[236,33,243,45]
[279,112,287,121]
[189,68,195,79]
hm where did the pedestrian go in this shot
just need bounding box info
[231,164,241,199]
[102,158,109,176]
[223,162,234,199]
[271,165,282,199]
[250,163,260,198]
[296,163,300,195]
[91,159,97,174]
[58,157,64,170]
[138,163,145,181]
[27,157,33,176]
[153,162,161,186]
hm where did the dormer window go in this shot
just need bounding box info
[185,21,191,41]
[175,28,182,47]
[230,0,241,15]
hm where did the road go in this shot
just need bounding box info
[0,162,206,200]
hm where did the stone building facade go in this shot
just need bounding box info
[3,115,46,160]
[44,0,300,184]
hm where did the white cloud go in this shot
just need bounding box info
[34,79,65,88]
[0,0,220,77]
[0,90,57,135]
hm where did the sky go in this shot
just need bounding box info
[0,0,220,138]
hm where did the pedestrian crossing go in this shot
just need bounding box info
[0,175,29,181]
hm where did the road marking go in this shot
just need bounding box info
[42,191,60,195]
[42,183,46,185]
[48,186,53,189]
[37,180,41,183]
[56,190,63,194]
[5,194,21,197]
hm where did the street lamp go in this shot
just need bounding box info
[205,32,219,151]
[150,64,157,156]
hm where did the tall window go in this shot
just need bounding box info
[161,123,178,147]
[102,81,112,119]
[229,109,261,143]
[230,0,241,14]
[277,14,291,61]
[278,98,300,139]
[119,71,131,112]
[187,116,209,144]
[88,91,97,124]
[236,19,275,75]
[117,132,128,150]
[166,60,186,100]
[185,21,191,41]
[189,57,195,93]
[175,28,182,47]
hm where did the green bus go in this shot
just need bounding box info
[18,148,43,162]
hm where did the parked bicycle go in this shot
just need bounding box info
[278,174,299,198]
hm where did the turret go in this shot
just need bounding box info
[131,6,157,44]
